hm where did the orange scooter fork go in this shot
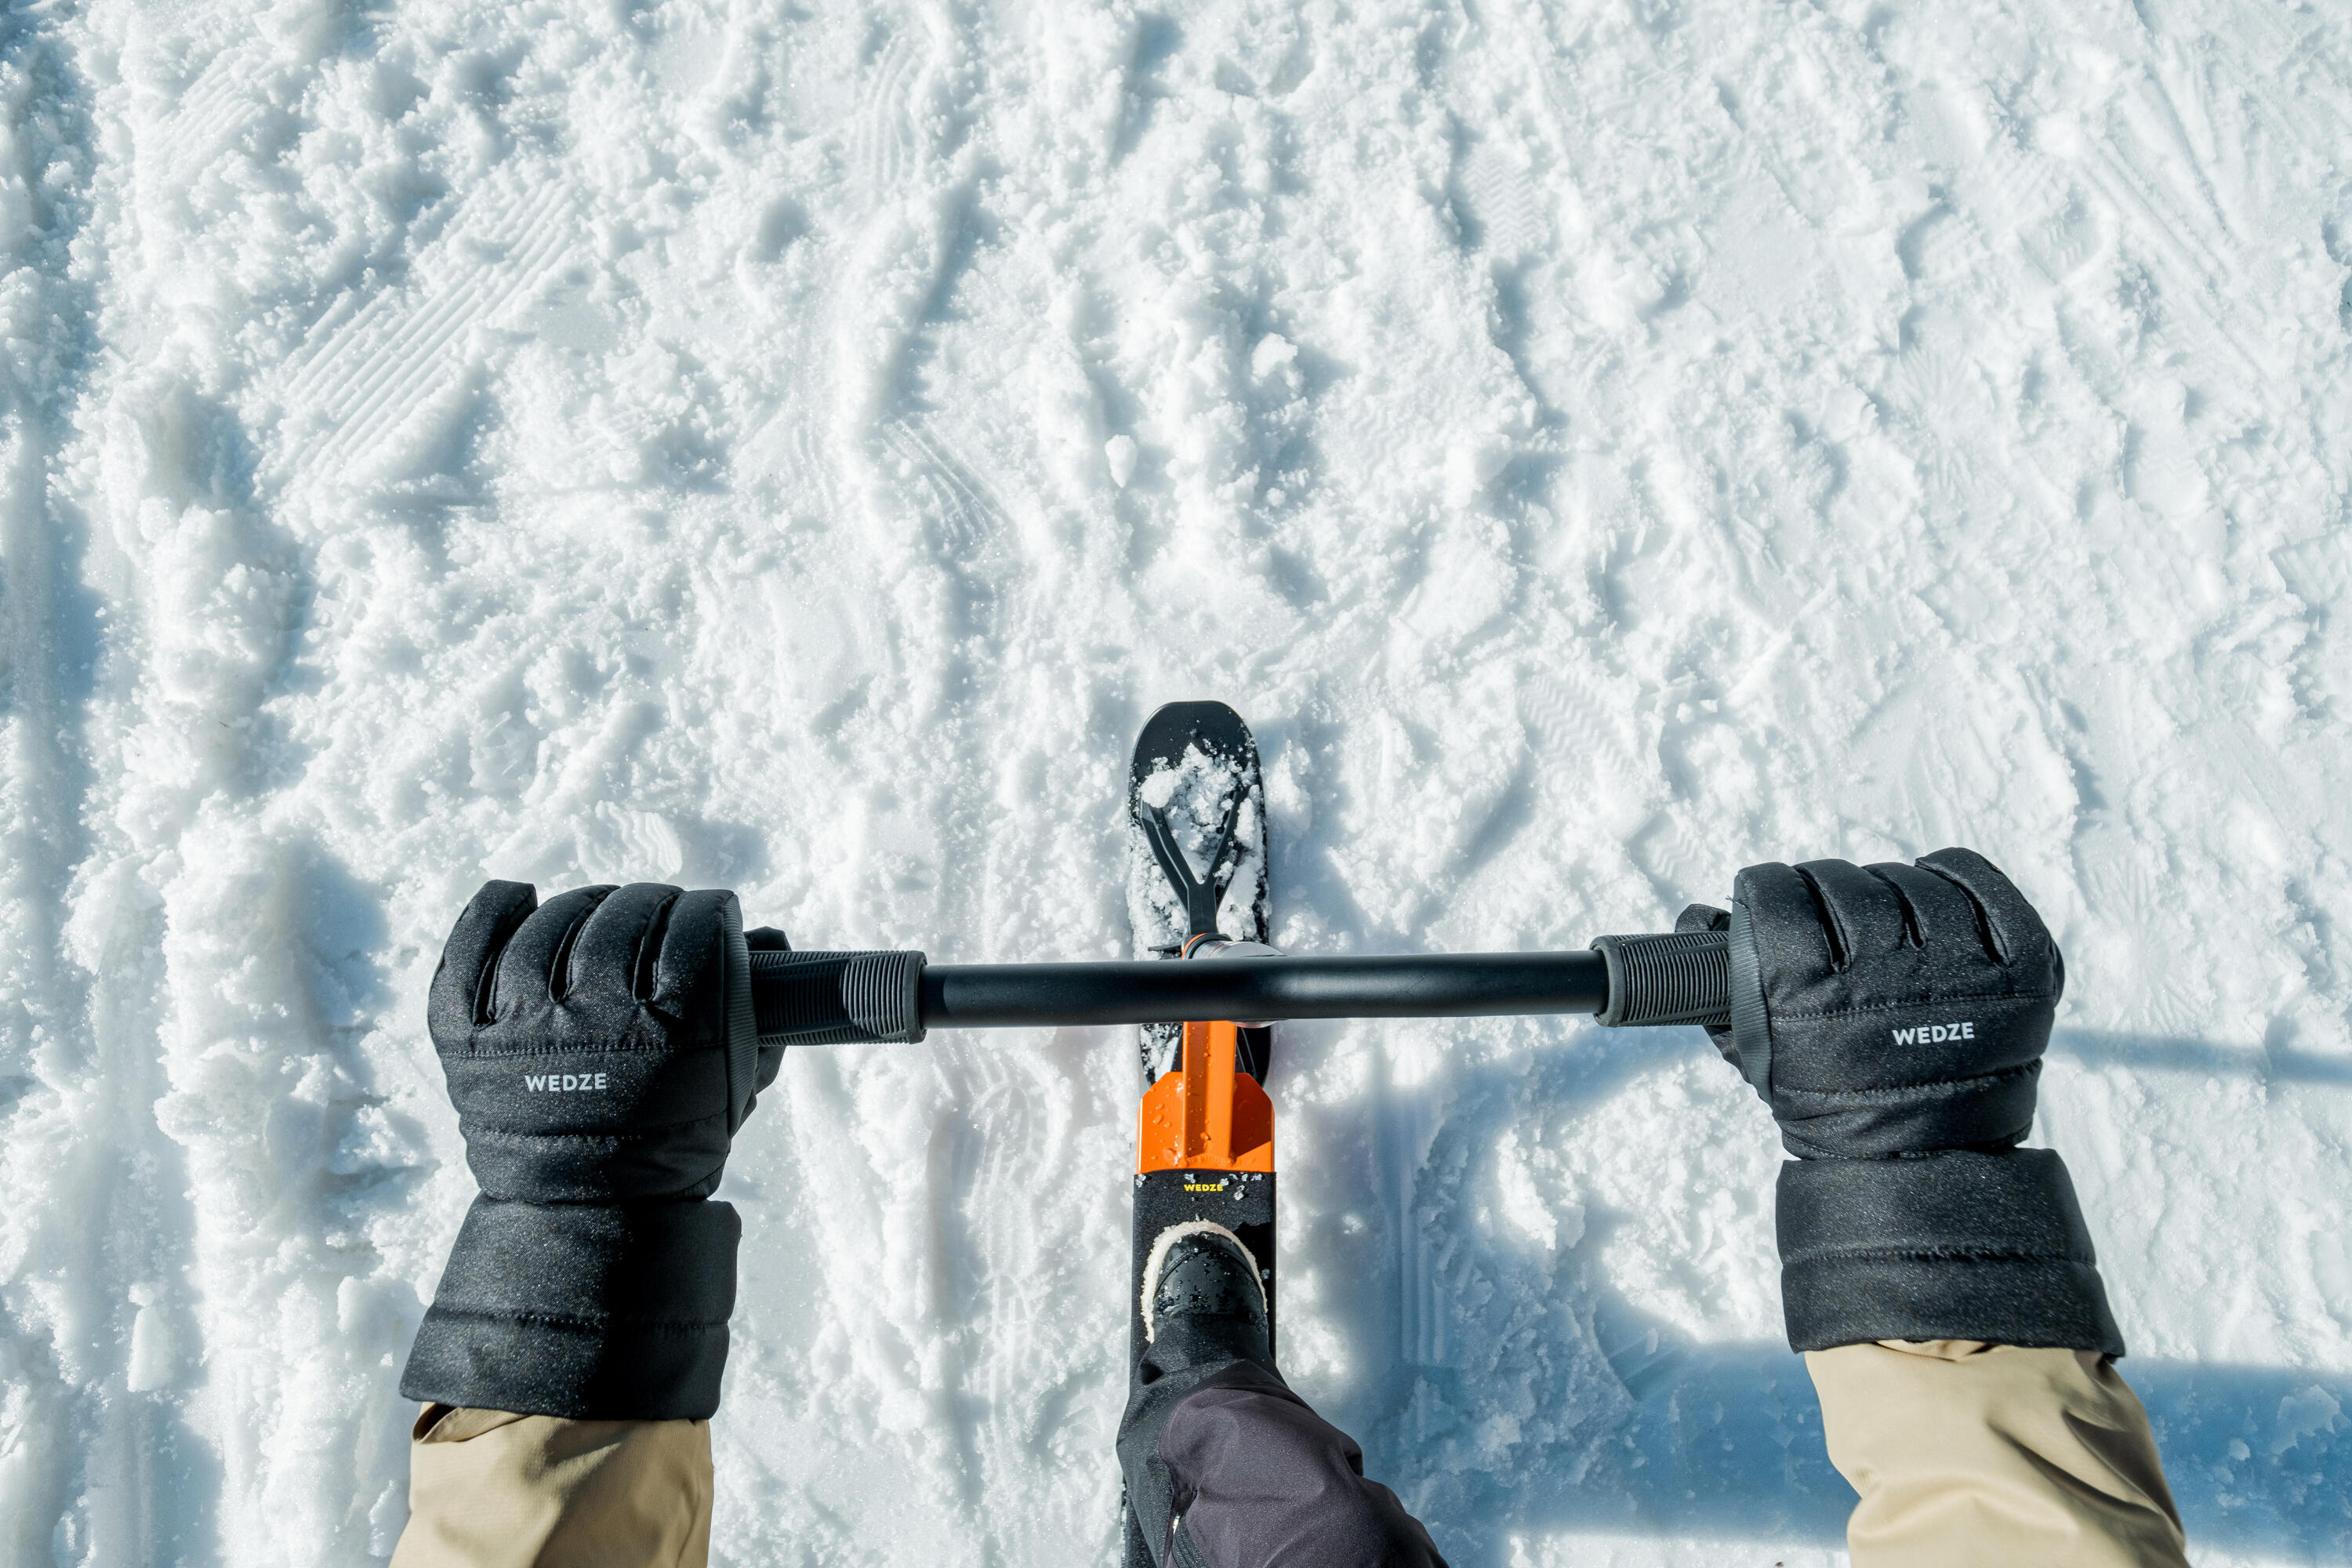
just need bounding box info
[1137,1017,1275,1174]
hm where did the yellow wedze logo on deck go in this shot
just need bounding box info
[1185,1181,1226,1192]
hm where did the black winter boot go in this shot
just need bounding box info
[1142,1221,1271,1374]
[1119,1220,1448,1566]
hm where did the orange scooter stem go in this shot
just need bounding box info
[1137,1019,1275,1174]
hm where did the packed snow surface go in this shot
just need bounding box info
[3,0,2350,1563]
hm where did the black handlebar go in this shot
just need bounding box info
[750,930,1732,1047]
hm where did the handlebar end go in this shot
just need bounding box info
[1591,931,1733,1029]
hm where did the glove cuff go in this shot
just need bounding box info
[1776,1149,2124,1356]
[401,1195,739,1420]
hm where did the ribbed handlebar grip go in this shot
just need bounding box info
[1589,931,1732,1029]
[750,949,927,1045]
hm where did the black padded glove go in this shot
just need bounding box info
[1687,848,2122,1356]
[400,880,786,1421]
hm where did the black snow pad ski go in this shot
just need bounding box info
[1121,702,1277,1568]
[1127,700,1271,1084]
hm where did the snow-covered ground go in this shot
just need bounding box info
[3,0,2349,1562]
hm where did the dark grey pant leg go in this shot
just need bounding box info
[1116,1324,1446,1568]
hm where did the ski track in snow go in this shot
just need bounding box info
[2,0,2350,1563]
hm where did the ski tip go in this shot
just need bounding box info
[1132,701,1258,784]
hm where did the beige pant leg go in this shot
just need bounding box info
[1806,1340,2187,1568]
[390,1405,713,1568]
